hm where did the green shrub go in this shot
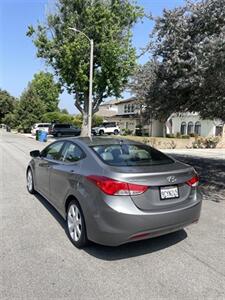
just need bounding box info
[189,133,195,137]
[181,135,190,139]
[122,128,133,136]
[192,136,220,148]
[166,133,175,138]
[176,132,181,138]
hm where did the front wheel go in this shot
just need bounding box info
[99,130,104,136]
[26,168,35,194]
[114,129,119,135]
[66,200,88,248]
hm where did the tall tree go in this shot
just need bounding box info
[0,89,16,122]
[15,87,46,132]
[133,0,225,122]
[30,72,61,112]
[27,0,143,135]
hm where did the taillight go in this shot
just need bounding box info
[86,175,148,196]
[186,175,199,187]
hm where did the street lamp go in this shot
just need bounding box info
[69,27,93,138]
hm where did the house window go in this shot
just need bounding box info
[187,121,194,134]
[194,121,201,135]
[124,104,128,113]
[127,104,131,113]
[131,104,135,112]
[180,122,187,135]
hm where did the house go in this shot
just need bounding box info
[96,99,224,138]
[96,97,164,136]
[166,113,225,137]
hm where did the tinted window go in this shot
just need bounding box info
[91,144,174,166]
[61,142,85,163]
[54,124,70,129]
[41,141,64,160]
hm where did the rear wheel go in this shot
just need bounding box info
[66,200,88,248]
[114,129,119,135]
[99,130,104,136]
[26,168,35,194]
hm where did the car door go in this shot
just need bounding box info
[35,141,65,199]
[49,142,85,212]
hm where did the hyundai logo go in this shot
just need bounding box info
[167,176,176,183]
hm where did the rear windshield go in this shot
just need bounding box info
[54,124,70,128]
[91,144,174,166]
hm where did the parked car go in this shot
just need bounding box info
[26,137,202,248]
[31,123,51,136]
[92,122,120,135]
[49,123,81,137]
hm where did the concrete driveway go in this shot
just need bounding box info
[0,131,225,299]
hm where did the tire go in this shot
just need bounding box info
[66,200,88,248]
[114,129,119,135]
[26,168,35,194]
[56,132,62,137]
[99,130,104,136]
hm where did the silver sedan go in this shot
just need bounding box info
[26,137,202,248]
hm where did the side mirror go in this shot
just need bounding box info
[30,150,40,158]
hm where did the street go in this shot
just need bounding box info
[0,131,225,299]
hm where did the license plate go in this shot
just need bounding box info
[160,185,179,200]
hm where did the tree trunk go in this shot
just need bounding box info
[75,97,90,137]
[80,110,89,137]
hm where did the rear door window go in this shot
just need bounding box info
[91,144,174,166]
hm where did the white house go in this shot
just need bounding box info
[96,99,224,138]
[167,113,224,137]
[96,97,164,136]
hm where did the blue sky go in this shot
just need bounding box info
[0,0,184,114]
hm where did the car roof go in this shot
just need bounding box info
[63,137,142,146]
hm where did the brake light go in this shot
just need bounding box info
[86,175,148,196]
[186,175,199,187]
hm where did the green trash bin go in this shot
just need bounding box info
[38,130,42,141]
[36,130,42,141]
[35,130,39,140]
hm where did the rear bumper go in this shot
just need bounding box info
[86,198,202,246]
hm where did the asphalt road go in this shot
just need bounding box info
[1,131,225,300]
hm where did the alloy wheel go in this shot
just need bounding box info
[67,204,82,242]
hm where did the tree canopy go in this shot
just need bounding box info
[0,89,16,123]
[132,0,225,122]
[30,72,61,112]
[15,87,46,132]
[7,71,60,131]
[27,0,143,135]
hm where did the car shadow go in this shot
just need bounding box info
[33,192,187,261]
[170,154,225,202]
[84,230,187,261]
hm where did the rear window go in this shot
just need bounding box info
[54,124,70,129]
[38,124,49,128]
[91,144,174,166]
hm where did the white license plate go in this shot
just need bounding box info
[160,186,179,200]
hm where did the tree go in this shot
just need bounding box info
[27,0,143,136]
[60,108,69,114]
[30,72,61,112]
[0,89,16,122]
[42,111,74,124]
[134,0,225,122]
[15,87,46,132]
[92,115,103,127]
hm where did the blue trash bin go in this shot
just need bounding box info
[39,131,48,142]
